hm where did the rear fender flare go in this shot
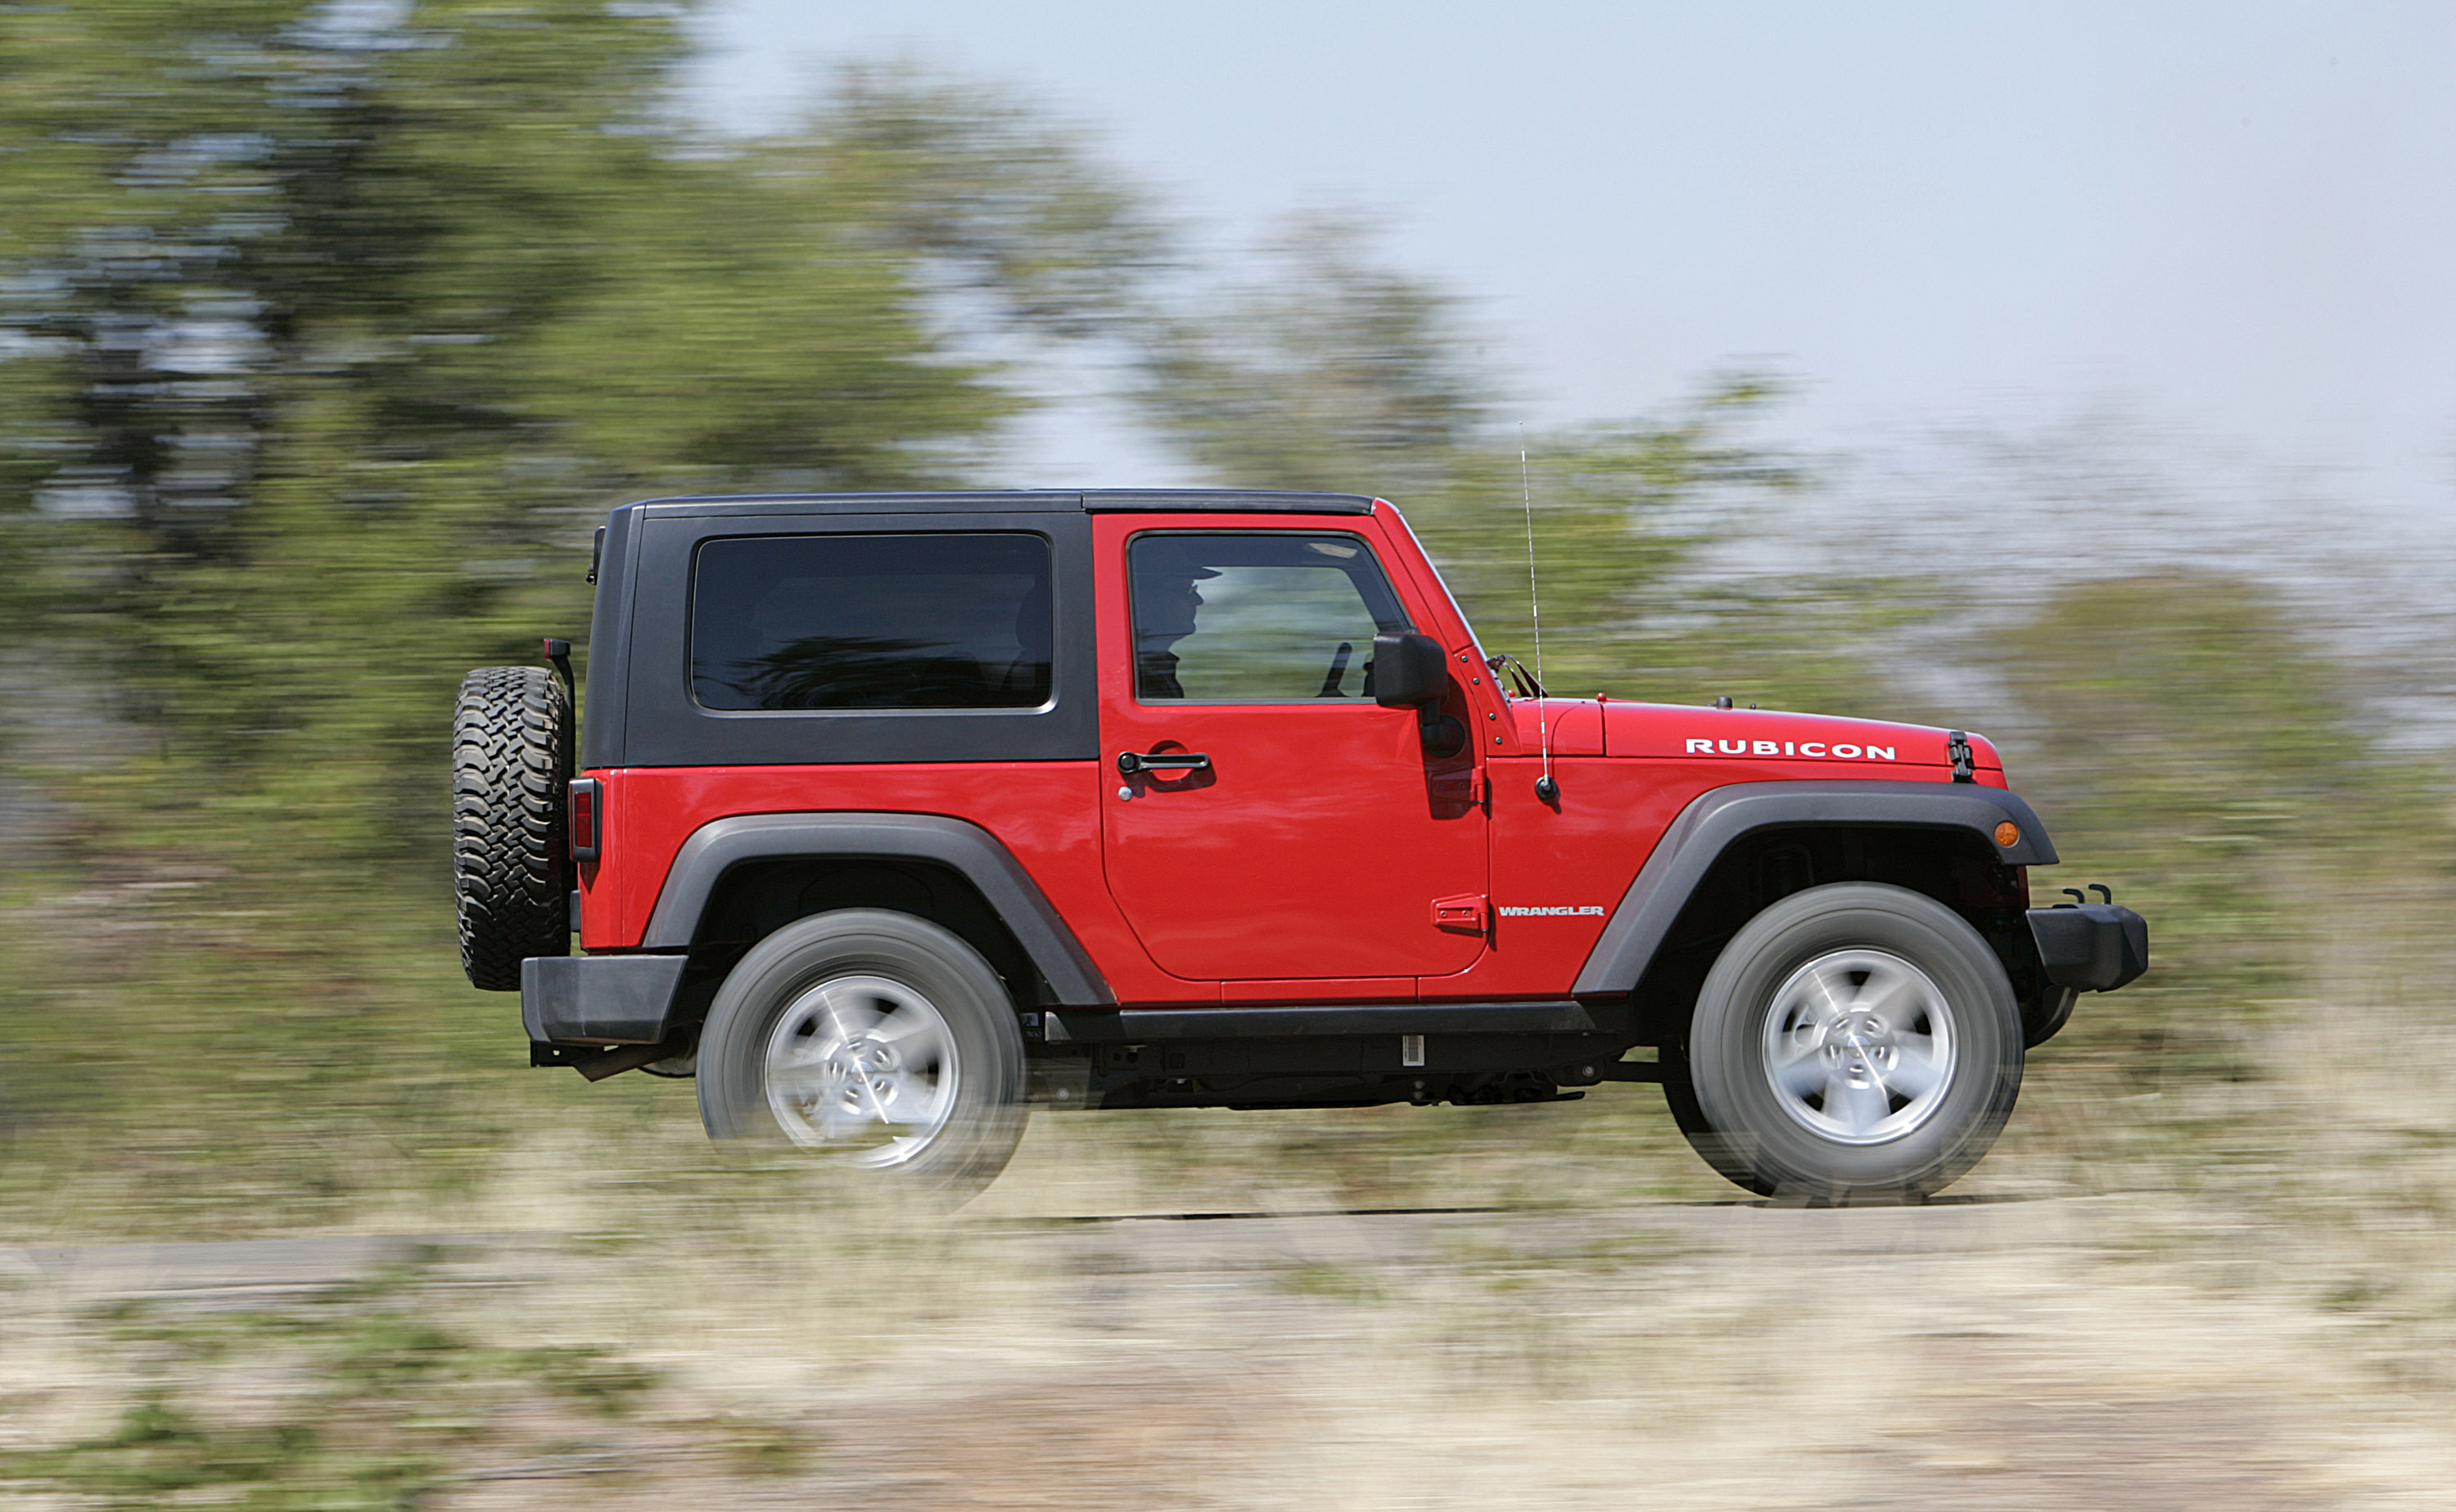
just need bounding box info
[643,812,1115,1007]
[1570,780,2057,996]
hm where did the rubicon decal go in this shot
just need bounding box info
[1685,738,1898,761]
[1498,905,1609,918]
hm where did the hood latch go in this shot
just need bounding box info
[1947,729,1975,783]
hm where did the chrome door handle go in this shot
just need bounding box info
[1117,750,1212,776]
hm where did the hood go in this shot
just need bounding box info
[1511,698,2002,773]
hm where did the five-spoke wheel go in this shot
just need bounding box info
[1760,948,1957,1145]
[698,910,1027,1202]
[762,975,961,1166]
[1672,882,2021,1203]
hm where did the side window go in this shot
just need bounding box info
[692,533,1052,711]
[1129,532,1413,703]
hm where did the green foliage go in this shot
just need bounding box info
[2,0,2446,1240]
[1133,214,1494,498]
[0,3,1160,1214]
[1130,220,1903,713]
[1129,219,2456,1191]
[1997,572,2377,822]
[3,1262,671,1509]
[0,6,1158,792]
[1397,386,1879,711]
[1988,572,2403,1094]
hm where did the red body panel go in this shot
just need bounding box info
[1225,976,1417,1004]
[1509,697,1604,756]
[580,497,2003,1010]
[1370,503,1524,752]
[1091,510,1490,984]
[1438,757,1680,999]
[1445,753,1993,1000]
[576,761,1199,1007]
[1596,700,2002,773]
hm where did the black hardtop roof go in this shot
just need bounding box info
[622,488,1379,518]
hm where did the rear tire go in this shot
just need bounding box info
[1675,882,2022,1203]
[697,910,1027,1204]
[452,666,571,991]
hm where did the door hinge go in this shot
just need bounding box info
[1468,768,1488,805]
[1433,893,1490,935]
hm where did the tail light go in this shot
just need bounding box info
[568,777,601,861]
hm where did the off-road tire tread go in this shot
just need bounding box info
[454,666,571,990]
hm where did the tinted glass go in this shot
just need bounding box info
[1129,532,1412,703]
[692,533,1052,711]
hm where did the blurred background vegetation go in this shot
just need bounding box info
[2,0,2452,1252]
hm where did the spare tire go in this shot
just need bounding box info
[453,666,571,991]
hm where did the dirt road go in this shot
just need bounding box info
[7,1188,2449,1509]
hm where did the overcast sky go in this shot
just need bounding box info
[687,2,2456,539]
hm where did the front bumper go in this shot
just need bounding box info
[521,953,688,1045]
[2025,903,2149,994]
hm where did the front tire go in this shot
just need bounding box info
[1676,882,2022,1203]
[697,910,1027,1203]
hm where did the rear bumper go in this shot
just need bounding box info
[2025,904,2149,993]
[521,954,688,1045]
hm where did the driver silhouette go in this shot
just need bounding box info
[1132,560,1218,700]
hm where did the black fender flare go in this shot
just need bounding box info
[643,812,1116,1006]
[1570,780,2057,996]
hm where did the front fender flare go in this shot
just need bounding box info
[1570,779,2056,996]
[643,812,1115,1006]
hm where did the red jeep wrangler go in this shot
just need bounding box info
[453,490,2146,1202]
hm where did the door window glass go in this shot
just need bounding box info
[692,533,1052,710]
[1129,533,1413,703]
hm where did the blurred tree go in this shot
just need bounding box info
[0,2,1163,1210]
[0,3,1158,863]
[1126,219,1907,710]
[1133,214,1494,499]
[1988,571,2391,1093]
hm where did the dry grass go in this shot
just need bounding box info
[11,1178,2455,1508]
[8,878,2456,1507]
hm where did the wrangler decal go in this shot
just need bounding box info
[1497,905,1609,918]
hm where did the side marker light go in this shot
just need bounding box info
[1993,821,2020,848]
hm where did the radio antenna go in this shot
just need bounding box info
[1520,431,1558,802]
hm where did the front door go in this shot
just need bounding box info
[1096,517,1488,983]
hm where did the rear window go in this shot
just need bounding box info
[691,533,1052,711]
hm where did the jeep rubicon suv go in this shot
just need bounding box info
[452,490,2147,1201]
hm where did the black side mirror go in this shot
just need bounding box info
[1370,631,1448,708]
